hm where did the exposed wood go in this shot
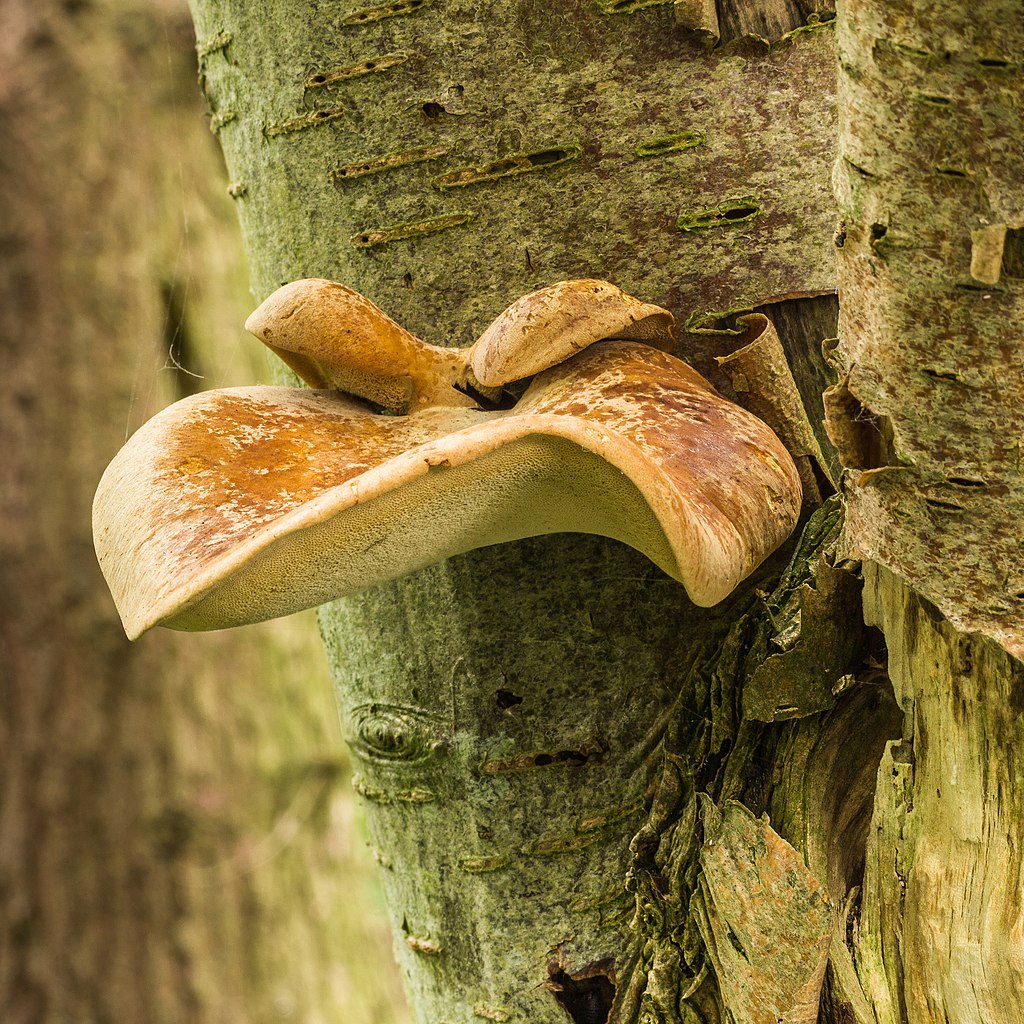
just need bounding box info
[716,0,833,44]
[695,802,831,1024]
[853,565,1024,1023]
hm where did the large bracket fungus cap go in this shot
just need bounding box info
[93,279,802,639]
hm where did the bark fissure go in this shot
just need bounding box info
[549,962,617,1024]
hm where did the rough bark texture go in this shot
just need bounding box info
[189,0,838,379]
[320,538,743,1023]
[829,2,1024,1020]
[181,0,959,1021]
[831,0,1024,656]
[0,3,403,1021]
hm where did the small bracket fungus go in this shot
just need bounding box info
[93,279,802,638]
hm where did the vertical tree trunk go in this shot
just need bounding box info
[187,1,859,1019]
[0,3,403,1021]
[186,0,1023,1021]
[829,2,1024,1019]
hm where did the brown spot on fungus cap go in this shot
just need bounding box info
[93,280,801,639]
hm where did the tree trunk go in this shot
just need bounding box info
[827,2,1024,1019]
[0,3,403,1022]
[185,0,1022,1020]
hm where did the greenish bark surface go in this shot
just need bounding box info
[189,0,837,373]
[319,537,739,1022]
[321,499,881,1024]
[186,0,1024,1022]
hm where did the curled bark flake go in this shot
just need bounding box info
[822,377,900,477]
[697,801,832,1024]
[717,313,835,499]
[970,223,1007,284]
[674,0,719,46]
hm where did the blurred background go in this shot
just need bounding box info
[0,1,408,1020]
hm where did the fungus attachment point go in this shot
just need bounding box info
[93,279,802,638]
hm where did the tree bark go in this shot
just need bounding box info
[829,2,1024,1020]
[185,0,1022,1021]
[185,0,862,1020]
[0,3,403,1022]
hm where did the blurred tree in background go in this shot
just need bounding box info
[0,2,406,1021]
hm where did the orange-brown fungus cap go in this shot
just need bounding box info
[244,278,475,413]
[93,280,801,638]
[469,278,675,387]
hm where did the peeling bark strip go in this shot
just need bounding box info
[833,0,1024,656]
[696,802,831,1024]
[674,0,718,43]
[716,313,834,499]
[739,502,865,722]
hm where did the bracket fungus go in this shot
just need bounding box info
[93,279,802,639]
